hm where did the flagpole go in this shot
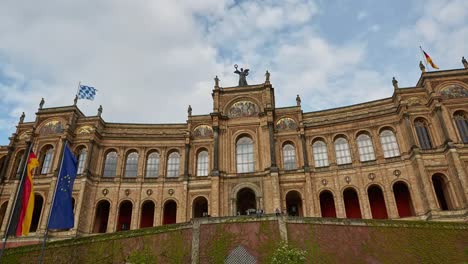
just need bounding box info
[38,139,68,264]
[0,141,33,261]
[419,46,429,71]
[76,81,81,96]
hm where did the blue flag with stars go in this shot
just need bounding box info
[49,144,77,229]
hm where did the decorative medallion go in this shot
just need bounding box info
[321,179,328,186]
[125,189,131,196]
[193,125,213,137]
[393,169,401,177]
[146,189,153,196]
[168,189,175,196]
[406,97,423,106]
[40,120,63,135]
[345,176,351,184]
[76,125,94,135]
[275,117,297,130]
[18,131,32,141]
[102,189,109,196]
[368,173,376,181]
[440,85,468,99]
[228,101,259,118]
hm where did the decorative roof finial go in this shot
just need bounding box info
[39,98,45,109]
[19,112,25,124]
[265,70,270,84]
[462,56,468,69]
[97,105,103,117]
[419,61,426,73]
[234,64,249,86]
[188,105,192,116]
[296,94,301,106]
[392,77,399,89]
[214,76,219,87]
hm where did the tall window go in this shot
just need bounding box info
[76,148,87,175]
[197,151,209,176]
[312,140,329,167]
[41,147,54,174]
[334,137,352,165]
[103,151,118,177]
[145,152,160,178]
[124,152,139,178]
[282,144,297,170]
[167,152,180,177]
[357,134,375,162]
[13,150,25,178]
[414,119,432,150]
[380,130,400,158]
[236,137,254,173]
[454,111,468,143]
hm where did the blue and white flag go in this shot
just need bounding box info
[48,145,77,229]
[77,85,97,100]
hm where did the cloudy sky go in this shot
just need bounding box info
[0,0,467,145]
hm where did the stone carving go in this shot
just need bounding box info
[98,105,103,117]
[419,61,426,73]
[214,75,220,87]
[193,125,213,137]
[407,97,422,106]
[102,189,109,196]
[19,112,25,123]
[345,176,351,184]
[462,56,468,69]
[228,101,259,118]
[19,131,32,141]
[76,125,94,135]
[40,120,63,135]
[234,64,249,86]
[39,98,45,109]
[146,189,153,196]
[393,169,401,177]
[296,94,301,106]
[275,117,297,130]
[321,179,328,186]
[440,85,468,99]
[168,189,175,196]
[368,173,376,181]
[392,77,398,89]
[265,70,270,83]
[188,105,192,116]
[125,189,131,196]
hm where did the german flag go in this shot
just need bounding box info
[16,152,39,236]
[421,47,439,69]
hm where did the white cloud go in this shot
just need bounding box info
[357,11,368,20]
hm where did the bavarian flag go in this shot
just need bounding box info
[16,152,39,236]
[421,47,439,69]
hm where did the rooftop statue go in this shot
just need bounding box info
[392,77,398,89]
[419,61,426,73]
[234,64,249,86]
[462,56,468,69]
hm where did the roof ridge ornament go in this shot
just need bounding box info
[234,64,249,86]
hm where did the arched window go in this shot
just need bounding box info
[40,146,54,174]
[76,148,87,175]
[454,111,468,143]
[103,151,118,177]
[236,137,254,173]
[414,119,432,150]
[312,140,329,167]
[124,152,139,178]
[145,152,160,178]
[197,150,209,176]
[12,150,25,179]
[282,144,297,170]
[334,137,351,165]
[167,152,180,177]
[356,134,375,162]
[380,130,400,158]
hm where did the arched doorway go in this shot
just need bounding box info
[285,191,303,216]
[236,188,257,215]
[193,196,208,218]
[30,195,44,232]
[343,188,362,219]
[163,200,177,225]
[319,191,336,218]
[93,200,110,233]
[393,182,414,217]
[368,185,388,219]
[117,200,133,231]
[140,200,155,228]
[432,174,452,210]
[0,202,8,230]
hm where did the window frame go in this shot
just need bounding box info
[167,151,180,177]
[312,140,329,167]
[379,129,400,158]
[103,151,118,177]
[282,143,297,170]
[124,151,139,178]
[236,136,255,173]
[196,150,209,176]
[145,152,160,178]
[356,134,376,162]
[334,137,352,165]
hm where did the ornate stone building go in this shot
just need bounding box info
[0,66,467,241]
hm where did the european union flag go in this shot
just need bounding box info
[48,145,77,229]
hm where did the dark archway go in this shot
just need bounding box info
[286,191,303,216]
[319,191,336,218]
[117,200,133,231]
[193,196,209,218]
[72,197,76,212]
[163,200,177,225]
[140,200,155,228]
[236,188,257,215]
[343,188,362,219]
[0,202,8,230]
[368,185,388,219]
[432,174,452,210]
[93,200,110,233]
[30,195,43,232]
[393,182,414,217]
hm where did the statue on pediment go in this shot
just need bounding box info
[234,64,249,86]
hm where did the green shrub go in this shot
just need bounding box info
[270,241,306,264]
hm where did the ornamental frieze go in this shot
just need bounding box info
[193,125,213,137]
[228,101,259,118]
[40,120,63,135]
[440,84,468,99]
[275,117,297,130]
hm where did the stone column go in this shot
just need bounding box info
[210,176,220,216]
[184,143,190,178]
[268,122,277,168]
[300,134,309,170]
[212,126,219,175]
[384,189,399,219]
[414,153,438,213]
[84,140,95,176]
[434,105,452,143]
[359,191,372,219]
[447,149,468,206]
[304,175,315,216]
[403,113,417,149]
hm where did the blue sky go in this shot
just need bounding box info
[0,0,467,145]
